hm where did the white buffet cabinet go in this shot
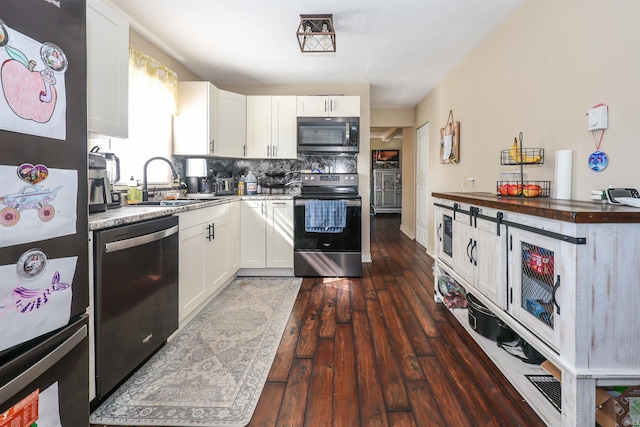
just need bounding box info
[240,199,294,275]
[432,193,640,427]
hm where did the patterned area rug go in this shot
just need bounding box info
[90,276,302,426]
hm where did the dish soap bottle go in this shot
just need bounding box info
[245,171,257,195]
[237,175,245,195]
[127,176,138,204]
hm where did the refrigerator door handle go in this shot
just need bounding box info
[0,324,87,404]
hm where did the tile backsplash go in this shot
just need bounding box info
[172,154,358,192]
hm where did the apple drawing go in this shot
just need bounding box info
[2,58,57,123]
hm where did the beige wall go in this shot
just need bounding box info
[371,108,414,128]
[415,0,640,255]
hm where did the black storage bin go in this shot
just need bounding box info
[467,293,516,342]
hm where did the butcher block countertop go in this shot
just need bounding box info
[432,192,640,223]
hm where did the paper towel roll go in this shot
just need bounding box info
[554,150,573,199]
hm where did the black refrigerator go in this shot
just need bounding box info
[0,0,89,425]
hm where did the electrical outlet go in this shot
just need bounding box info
[463,177,476,187]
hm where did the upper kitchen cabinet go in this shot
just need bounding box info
[297,95,360,117]
[246,96,297,159]
[87,0,129,138]
[174,82,246,157]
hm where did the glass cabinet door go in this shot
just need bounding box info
[509,228,562,349]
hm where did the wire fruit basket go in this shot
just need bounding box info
[496,180,551,198]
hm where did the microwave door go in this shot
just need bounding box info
[299,125,345,147]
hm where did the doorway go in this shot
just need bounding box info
[415,123,429,248]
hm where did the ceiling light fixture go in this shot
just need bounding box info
[297,14,336,53]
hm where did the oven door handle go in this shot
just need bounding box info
[295,199,361,207]
[105,224,179,253]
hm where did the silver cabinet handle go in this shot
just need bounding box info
[267,145,271,157]
[105,224,178,253]
[0,324,87,403]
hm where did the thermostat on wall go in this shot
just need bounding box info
[588,104,608,131]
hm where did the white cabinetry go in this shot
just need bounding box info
[217,89,246,157]
[246,96,297,158]
[435,201,507,309]
[240,200,293,271]
[174,82,246,157]
[177,203,238,323]
[433,193,640,427]
[297,95,360,117]
[87,0,128,138]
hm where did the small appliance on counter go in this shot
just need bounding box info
[88,152,111,213]
[89,147,122,208]
[213,171,235,195]
[185,158,208,194]
[261,171,287,194]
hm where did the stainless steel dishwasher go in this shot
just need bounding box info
[93,215,179,401]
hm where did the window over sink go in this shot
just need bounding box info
[89,46,177,187]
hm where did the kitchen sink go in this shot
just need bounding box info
[129,199,211,207]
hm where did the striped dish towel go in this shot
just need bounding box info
[304,200,347,233]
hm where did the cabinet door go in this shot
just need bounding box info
[297,95,361,117]
[246,96,272,158]
[240,201,267,268]
[474,218,507,310]
[297,96,328,117]
[267,201,294,268]
[205,216,229,296]
[216,90,246,157]
[228,201,240,273]
[174,82,216,155]
[178,224,206,322]
[509,227,562,349]
[87,0,129,138]
[272,96,297,158]
[452,212,474,284]
[434,206,454,267]
[328,96,360,117]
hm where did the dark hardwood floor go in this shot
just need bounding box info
[92,214,545,427]
[249,214,545,427]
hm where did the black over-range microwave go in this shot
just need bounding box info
[297,117,359,153]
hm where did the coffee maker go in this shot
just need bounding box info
[185,158,214,196]
[213,171,235,195]
[90,146,121,207]
[88,152,111,213]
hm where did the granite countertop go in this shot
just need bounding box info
[432,192,640,223]
[89,194,295,231]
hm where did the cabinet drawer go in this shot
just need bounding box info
[177,204,229,229]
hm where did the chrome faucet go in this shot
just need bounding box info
[142,157,178,201]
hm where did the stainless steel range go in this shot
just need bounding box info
[294,173,362,277]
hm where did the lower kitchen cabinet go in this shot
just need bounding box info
[177,203,236,323]
[240,199,293,271]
